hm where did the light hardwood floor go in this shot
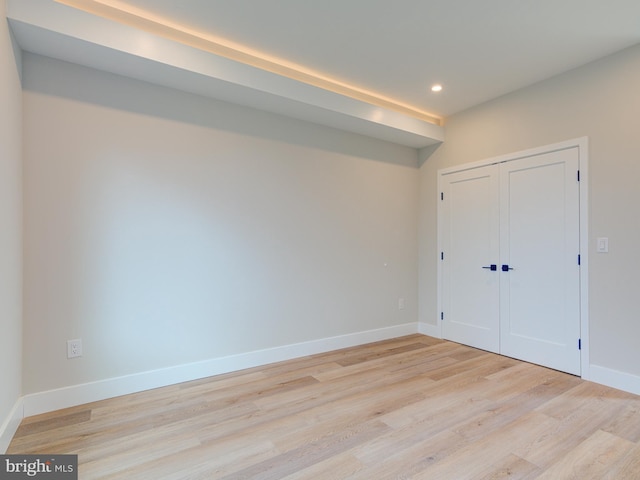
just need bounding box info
[8,334,640,479]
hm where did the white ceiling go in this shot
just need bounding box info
[95,0,640,117]
[7,0,640,147]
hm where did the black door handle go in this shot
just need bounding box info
[502,264,514,271]
[482,264,497,271]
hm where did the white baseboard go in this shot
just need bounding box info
[588,364,640,396]
[418,321,441,338]
[23,323,419,417]
[0,397,24,454]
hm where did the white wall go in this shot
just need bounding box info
[419,43,640,384]
[22,53,419,395]
[0,0,23,450]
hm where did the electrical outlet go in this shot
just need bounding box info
[67,339,82,359]
[398,298,406,310]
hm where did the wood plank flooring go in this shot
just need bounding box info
[8,334,640,479]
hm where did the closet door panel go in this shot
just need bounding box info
[441,165,500,353]
[499,148,581,375]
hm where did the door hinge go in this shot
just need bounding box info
[578,338,582,350]
[578,254,581,265]
[577,170,580,182]
[441,251,444,260]
[441,312,444,321]
[441,192,444,201]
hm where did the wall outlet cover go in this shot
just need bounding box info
[67,339,83,358]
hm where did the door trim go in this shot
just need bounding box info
[436,137,589,379]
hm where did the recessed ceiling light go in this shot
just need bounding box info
[431,84,443,93]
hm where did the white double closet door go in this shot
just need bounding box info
[440,147,581,375]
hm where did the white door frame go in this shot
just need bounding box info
[436,137,589,380]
